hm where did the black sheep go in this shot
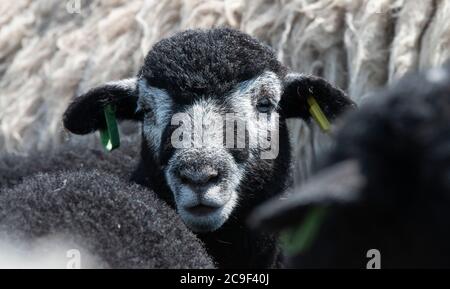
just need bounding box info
[0,133,140,190]
[250,65,450,268]
[63,28,354,268]
[0,169,214,269]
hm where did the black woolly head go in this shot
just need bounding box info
[139,28,286,102]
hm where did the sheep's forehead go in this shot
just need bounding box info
[138,71,281,115]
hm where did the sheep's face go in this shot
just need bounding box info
[63,28,354,233]
[136,71,283,232]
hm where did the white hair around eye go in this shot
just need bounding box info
[138,79,173,155]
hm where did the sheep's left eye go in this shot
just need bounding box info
[256,99,274,113]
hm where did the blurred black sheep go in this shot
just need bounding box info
[250,64,450,268]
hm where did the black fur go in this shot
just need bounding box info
[0,169,214,268]
[251,65,450,268]
[280,74,356,120]
[0,132,140,190]
[63,28,354,268]
[63,83,141,135]
[140,28,286,101]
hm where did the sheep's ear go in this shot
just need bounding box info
[248,160,365,232]
[63,78,141,135]
[279,73,356,123]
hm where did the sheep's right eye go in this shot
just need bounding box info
[138,104,152,114]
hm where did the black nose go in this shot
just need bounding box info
[178,168,220,187]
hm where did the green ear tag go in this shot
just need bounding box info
[99,104,120,151]
[279,207,328,256]
[307,96,331,133]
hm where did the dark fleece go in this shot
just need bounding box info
[140,27,286,102]
[0,132,140,190]
[255,66,450,268]
[305,67,450,268]
[326,67,450,203]
[0,169,214,269]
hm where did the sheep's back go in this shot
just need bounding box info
[0,169,215,269]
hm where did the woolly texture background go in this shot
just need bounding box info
[1,0,449,184]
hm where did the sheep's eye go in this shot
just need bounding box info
[256,98,274,113]
[138,103,152,114]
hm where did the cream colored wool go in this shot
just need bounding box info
[1,0,449,184]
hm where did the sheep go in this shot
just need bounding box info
[62,27,355,268]
[249,65,450,268]
[0,169,214,269]
[0,133,140,190]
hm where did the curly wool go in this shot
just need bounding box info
[0,169,215,269]
[140,28,285,100]
[0,132,140,190]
